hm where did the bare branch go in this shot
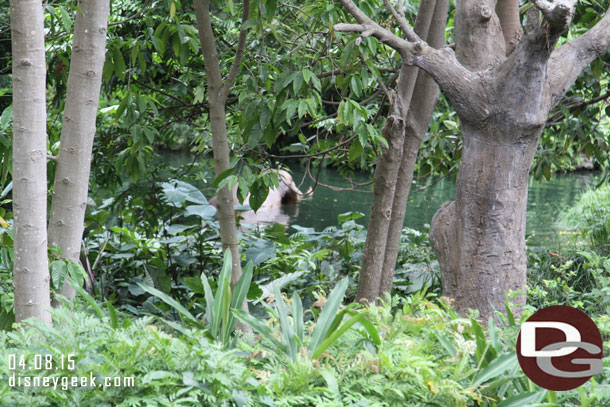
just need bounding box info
[223,0,251,96]
[335,0,484,120]
[532,0,577,30]
[335,0,414,56]
[108,0,153,27]
[547,10,610,107]
[382,0,421,42]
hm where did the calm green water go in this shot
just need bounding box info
[288,166,597,247]
[162,152,598,247]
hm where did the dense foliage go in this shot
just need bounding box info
[2,290,608,406]
[1,0,610,405]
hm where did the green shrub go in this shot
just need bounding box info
[2,293,609,406]
[0,307,257,407]
[561,183,610,254]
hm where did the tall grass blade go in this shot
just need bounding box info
[309,277,348,352]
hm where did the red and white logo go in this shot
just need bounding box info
[516,305,603,391]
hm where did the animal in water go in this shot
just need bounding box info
[209,169,311,227]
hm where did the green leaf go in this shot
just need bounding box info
[472,352,518,387]
[273,284,297,361]
[67,279,104,319]
[184,204,217,220]
[292,73,304,95]
[228,261,253,336]
[351,76,361,98]
[201,273,215,328]
[57,6,73,32]
[309,278,349,351]
[312,313,365,359]
[220,279,232,344]
[67,261,88,288]
[488,315,501,350]
[435,332,458,358]
[505,295,516,326]
[138,283,202,328]
[50,260,68,291]
[212,250,233,336]
[183,276,204,294]
[292,294,304,344]
[348,139,363,162]
[265,0,277,20]
[337,211,364,223]
[112,47,126,80]
[471,317,487,363]
[248,180,269,212]
[245,239,276,265]
[233,309,284,350]
[106,301,118,329]
[226,0,235,15]
[297,100,308,119]
[115,96,129,119]
[498,390,547,407]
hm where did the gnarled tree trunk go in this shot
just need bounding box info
[337,0,610,320]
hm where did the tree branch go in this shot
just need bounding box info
[335,0,484,120]
[222,0,251,97]
[108,0,153,27]
[193,0,224,99]
[532,0,577,30]
[382,0,421,42]
[547,10,610,107]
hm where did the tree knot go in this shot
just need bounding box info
[479,5,493,22]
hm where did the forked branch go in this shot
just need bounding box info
[532,0,577,30]
[334,0,484,120]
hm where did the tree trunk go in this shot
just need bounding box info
[48,0,110,302]
[193,0,246,286]
[336,0,610,321]
[495,0,522,55]
[379,0,448,296]
[430,122,538,318]
[356,0,448,302]
[355,92,407,303]
[193,1,252,330]
[11,0,51,323]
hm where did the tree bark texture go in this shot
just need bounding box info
[429,2,610,319]
[495,0,522,54]
[356,0,448,302]
[193,0,248,287]
[355,91,407,303]
[48,0,110,301]
[336,0,610,320]
[11,0,52,323]
[379,0,448,297]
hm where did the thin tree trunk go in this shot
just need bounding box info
[356,0,447,302]
[355,91,407,303]
[48,0,110,302]
[11,0,51,323]
[193,1,252,330]
[193,0,248,286]
[379,0,448,297]
[496,0,522,55]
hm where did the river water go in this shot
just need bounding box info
[288,166,597,247]
[164,152,598,248]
